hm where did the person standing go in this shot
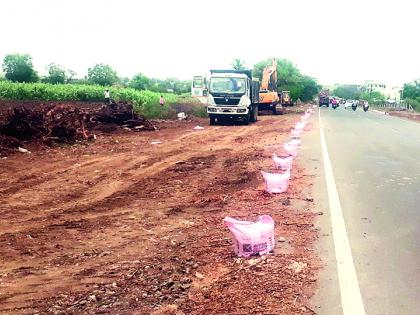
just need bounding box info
[159,95,165,107]
[104,89,111,105]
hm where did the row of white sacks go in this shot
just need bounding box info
[224,107,315,257]
[261,108,314,193]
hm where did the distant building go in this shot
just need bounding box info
[362,80,402,101]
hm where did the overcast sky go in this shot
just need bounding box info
[1,0,419,86]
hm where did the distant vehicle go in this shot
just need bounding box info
[331,98,339,109]
[319,90,330,107]
[339,99,346,105]
[206,69,260,125]
[281,91,293,107]
[344,99,354,109]
[361,100,369,112]
[352,100,358,111]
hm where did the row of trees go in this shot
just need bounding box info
[1,54,191,94]
[402,80,420,108]
[332,85,386,104]
[2,54,321,102]
[231,58,320,102]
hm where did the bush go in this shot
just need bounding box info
[405,98,420,111]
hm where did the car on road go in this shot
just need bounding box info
[339,99,346,105]
[344,99,354,109]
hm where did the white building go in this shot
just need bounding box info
[363,80,402,101]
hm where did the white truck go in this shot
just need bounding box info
[206,70,260,125]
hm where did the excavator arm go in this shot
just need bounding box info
[260,58,277,92]
[258,58,281,113]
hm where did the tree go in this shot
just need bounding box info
[360,91,385,104]
[2,54,38,82]
[231,59,246,70]
[66,70,77,83]
[129,73,151,90]
[46,63,66,84]
[118,77,130,87]
[333,85,361,100]
[300,76,321,102]
[402,80,420,99]
[87,63,118,86]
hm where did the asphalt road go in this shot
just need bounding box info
[305,106,420,315]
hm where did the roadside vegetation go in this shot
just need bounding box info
[0,81,180,119]
[333,85,386,105]
[402,80,420,110]
[0,53,201,119]
[332,81,420,111]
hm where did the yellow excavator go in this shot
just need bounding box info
[258,58,283,115]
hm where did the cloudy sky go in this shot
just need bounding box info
[1,0,419,86]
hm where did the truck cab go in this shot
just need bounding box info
[207,70,260,125]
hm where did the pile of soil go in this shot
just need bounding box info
[0,101,156,154]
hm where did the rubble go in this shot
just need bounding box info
[0,101,156,153]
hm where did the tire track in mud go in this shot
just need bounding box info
[0,123,265,233]
[0,113,320,314]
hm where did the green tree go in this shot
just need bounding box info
[118,77,130,87]
[129,73,151,90]
[333,85,361,100]
[2,53,38,82]
[300,76,320,102]
[46,63,66,84]
[87,63,118,86]
[66,70,77,83]
[360,91,385,104]
[402,80,420,99]
[231,59,246,70]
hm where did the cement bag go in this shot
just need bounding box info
[177,112,187,120]
[295,121,306,130]
[291,128,302,138]
[261,170,290,193]
[284,142,298,157]
[272,154,293,171]
[224,215,275,257]
[288,139,301,147]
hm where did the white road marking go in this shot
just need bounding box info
[318,109,366,315]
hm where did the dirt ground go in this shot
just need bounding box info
[387,110,420,122]
[0,109,320,314]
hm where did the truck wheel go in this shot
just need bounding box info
[243,112,250,125]
[273,104,283,115]
[209,115,216,125]
[250,106,258,122]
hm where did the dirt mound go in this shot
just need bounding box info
[0,101,156,153]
